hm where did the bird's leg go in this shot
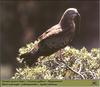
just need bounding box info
[55,49,63,62]
[57,49,63,59]
[60,49,63,59]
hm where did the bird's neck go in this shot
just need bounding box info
[59,16,74,30]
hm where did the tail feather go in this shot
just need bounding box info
[20,49,40,66]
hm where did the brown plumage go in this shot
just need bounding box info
[20,8,80,66]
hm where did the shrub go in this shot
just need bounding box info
[12,42,100,80]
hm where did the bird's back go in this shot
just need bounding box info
[38,22,75,51]
[38,24,62,40]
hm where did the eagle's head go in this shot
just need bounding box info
[59,8,80,29]
[60,8,80,22]
[65,8,80,19]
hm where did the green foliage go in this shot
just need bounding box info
[12,42,100,80]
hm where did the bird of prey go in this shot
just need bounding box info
[20,8,80,66]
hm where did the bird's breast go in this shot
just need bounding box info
[45,31,74,49]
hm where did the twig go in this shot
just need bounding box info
[78,62,83,73]
[60,59,85,79]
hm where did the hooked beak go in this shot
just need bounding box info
[77,12,80,17]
